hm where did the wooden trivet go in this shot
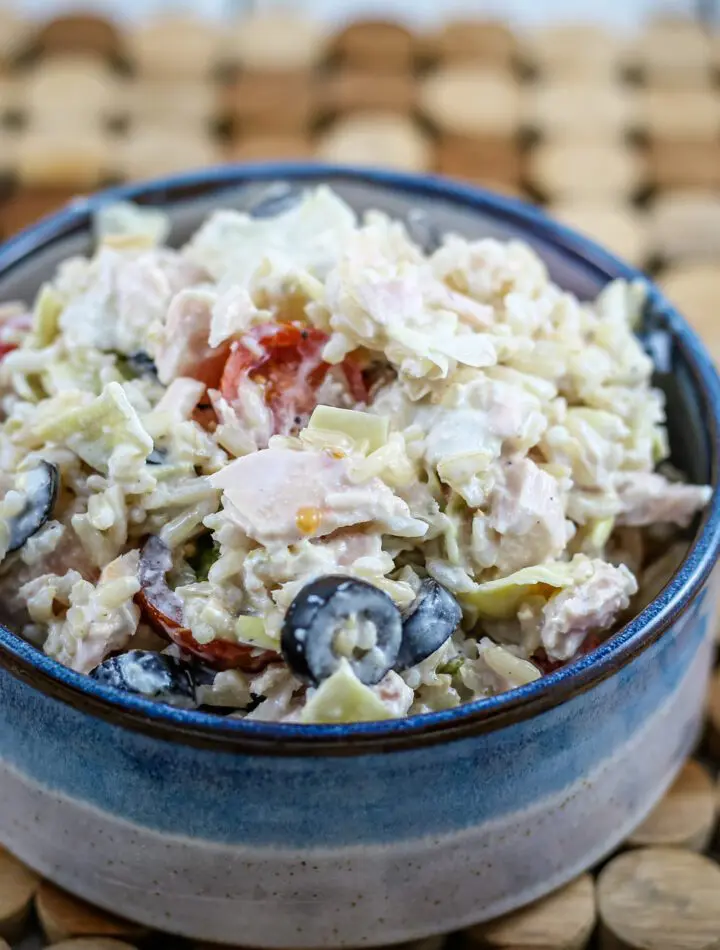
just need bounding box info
[317,114,431,172]
[47,941,138,950]
[648,191,720,264]
[528,143,643,201]
[430,20,516,69]
[646,140,720,191]
[36,882,147,945]
[549,202,648,267]
[659,264,720,362]
[228,13,328,73]
[0,847,40,942]
[597,848,720,950]
[222,72,315,135]
[420,68,521,138]
[523,82,635,142]
[319,69,416,119]
[521,24,622,80]
[330,20,415,72]
[625,760,716,851]
[465,874,596,950]
[127,16,221,79]
[637,88,720,143]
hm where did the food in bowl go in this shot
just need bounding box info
[0,187,710,724]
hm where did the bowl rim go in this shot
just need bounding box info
[0,161,718,756]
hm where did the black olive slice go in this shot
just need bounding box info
[7,461,59,553]
[281,575,402,686]
[395,579,462,671]
[90,650,196,708]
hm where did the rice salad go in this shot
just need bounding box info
[0,186,710,724]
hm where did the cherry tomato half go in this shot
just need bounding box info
[136,535,277,673]
[220,323,369,436]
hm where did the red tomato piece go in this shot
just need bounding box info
[220,323,369,435]
[136,535,277,673]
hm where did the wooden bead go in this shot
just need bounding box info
[36,882,146,945]
[15,130,111,188]
[524,82,636,142]
[122,80,217,126]
[0,10,30,65]
[660,265,720,362]
[48,941,138,950]
[431,20,516,69]
[0,187,79,238]
[128,16,221,79]
[222,72,315,133]
[648,191,720,263]
[23,54,122,128]
[529,143,643,201]
[319,70,416,119]
[647,141,720,190]
[0,846,40,941]
[626,760,716,851]
[708,667,720,759]
[550,203,648,267]
[228,13,328,72]
[331,20,415,72]
[522,24,621,79]
[227,135,314,162]
[115,129,221,181]
[465,874,595,950]
[421,68,521,137]
[625,20,712,89]
[317,114,431,172]
[34,14,124,61]
[637,89,720,143]
[435,134,522,187]
[597,848,720,950]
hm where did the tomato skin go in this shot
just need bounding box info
[136,535,277,673]
[220,323,369,435]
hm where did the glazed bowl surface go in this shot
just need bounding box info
[0,164,718,948]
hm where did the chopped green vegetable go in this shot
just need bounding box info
[235,615,279,651]
[308,405,388,454]
[191,536,220,582]
[301,659,392,724]
[460,562,583,620]
[31,284,62,348]
[437,656,465,676]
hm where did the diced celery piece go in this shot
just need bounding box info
[461,563,580,620]
[301,659,392,724]
[308,405,388,454]
[235,615,279,651]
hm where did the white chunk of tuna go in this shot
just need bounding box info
[155,288,229,386]
[472,458,572,574]
[540,560,637,661]
[210,447,427,547]
[614,471,712,527]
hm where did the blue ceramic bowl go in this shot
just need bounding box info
[0,165,718,948]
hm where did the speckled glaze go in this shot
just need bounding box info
[0,166,718,948]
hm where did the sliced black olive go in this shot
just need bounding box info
[125,351,158,380]
[281,575,402,686]
[247,181,300,219]
[89,650,197,708]
[146,447,167,465]
[405,209,442,253]
[7,461,59,553]
[394,579,462,671]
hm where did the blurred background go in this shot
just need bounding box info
[0,0,719,358]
